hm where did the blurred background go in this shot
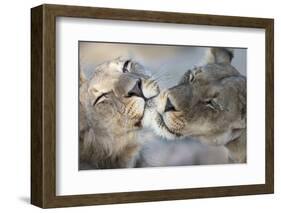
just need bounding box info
[79,42,246,89]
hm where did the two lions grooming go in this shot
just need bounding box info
[79,48,246,169]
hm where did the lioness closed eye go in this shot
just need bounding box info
[149,48,246,163]
[79,57,160,169]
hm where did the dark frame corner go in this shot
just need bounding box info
[31,4,274,208]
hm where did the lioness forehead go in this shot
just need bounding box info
[194,64,241,84]
[86,58,127,93]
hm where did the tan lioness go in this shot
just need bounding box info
[79,57,159,169]
[146,48,246,163]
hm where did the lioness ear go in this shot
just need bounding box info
[180,67,203,84]
[179,70,191,84]
[206,47,234,64]
[80,70,87,85]
[186,70,195,82]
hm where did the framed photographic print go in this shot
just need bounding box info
[31,4,274,208]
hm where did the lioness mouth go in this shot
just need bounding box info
[134,108,146,128]
[156,113,182,137]
[134,120,142,128]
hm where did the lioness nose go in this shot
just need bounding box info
[127,79,146,100]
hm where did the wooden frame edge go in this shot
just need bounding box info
[265,19,274,194]
[31,5,44,208]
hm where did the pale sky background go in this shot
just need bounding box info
[79,42,246,89]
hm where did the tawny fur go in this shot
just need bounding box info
[147,48,246,163]
[79,57,159,169]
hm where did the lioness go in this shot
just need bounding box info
[79,57,159,169]
[147,48,246,163]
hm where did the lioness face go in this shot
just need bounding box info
[80,57,160,135]
[150,64,246,146]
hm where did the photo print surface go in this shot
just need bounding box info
[79,42,247,170]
